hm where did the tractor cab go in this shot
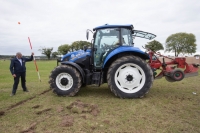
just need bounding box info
[86,24,156,69]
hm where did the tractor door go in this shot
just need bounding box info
[93,28,120,69]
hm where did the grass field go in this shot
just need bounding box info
[0,59,199,133]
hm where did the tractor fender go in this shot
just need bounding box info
[61,61,85,83]
[103,46,149,68]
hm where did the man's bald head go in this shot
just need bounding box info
[16,52,22,59]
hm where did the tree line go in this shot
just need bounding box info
[145,32,197,56]
[39,32,197,59]
[39,41,91,59]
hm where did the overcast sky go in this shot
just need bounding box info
[0,0,199,56]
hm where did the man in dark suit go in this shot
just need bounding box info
[9,52,34,96]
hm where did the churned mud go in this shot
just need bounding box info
[38,89,51,95]
[56,106,64,113]
[103,119,110,124]
[0,89,51,117]
[0,111,5,116]
[32,105,40,109]
[20,116,51,133]
[60,114,74,127]
[20,122,37,133]
[57,100,100,128]
[7,96,36,111]
[36,108,51,115]
[67,100,100,116]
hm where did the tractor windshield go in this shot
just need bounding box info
[95,28,120,46]
[94,28,133,47]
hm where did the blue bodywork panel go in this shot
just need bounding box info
[61,46,148,69]
[103,46,148,68]
[61,49,91,62]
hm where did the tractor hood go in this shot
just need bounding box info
[61,49,91,62]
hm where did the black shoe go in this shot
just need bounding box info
[24,90,29,92]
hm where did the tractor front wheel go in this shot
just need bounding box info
[49,65,82,96]
[107,56,153,98]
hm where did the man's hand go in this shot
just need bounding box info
[12,74,16,78]
[31,52,34,56]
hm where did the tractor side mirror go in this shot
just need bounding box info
[86,30,89,40]
[86,29,94,40]
[93,32,96,38]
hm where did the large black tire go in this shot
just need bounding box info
[107,56,153,98]
[49,65,82,96]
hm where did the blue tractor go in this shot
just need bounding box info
[49,24,156,98]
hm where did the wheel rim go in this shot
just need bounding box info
[56,73,73,91]
[114,63,146,93]
[173,71,183,80]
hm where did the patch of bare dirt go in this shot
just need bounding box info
[57,106,64,113]
[39,89,51,95]
[67,100,100,116]
[80,114,87,119]
[8,89,51,111]
[7,96,36,111]
[61,114,74,127]
[90,104,99,116]
[0,111,5,116]
[20,116,51,133]
[36,108,51,115]
[32,105,40,109]
[103,119,110,124]
[1,89,52,118]
[20,122,37,133]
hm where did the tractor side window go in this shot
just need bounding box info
[121,28,133,46]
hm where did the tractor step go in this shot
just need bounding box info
[91,72,101,86]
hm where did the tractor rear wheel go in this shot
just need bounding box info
[107,56,153,98]
[49,65,82,96]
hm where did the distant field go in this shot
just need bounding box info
[0,59,199,133]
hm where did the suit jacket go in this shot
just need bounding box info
[10,55,33,75]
